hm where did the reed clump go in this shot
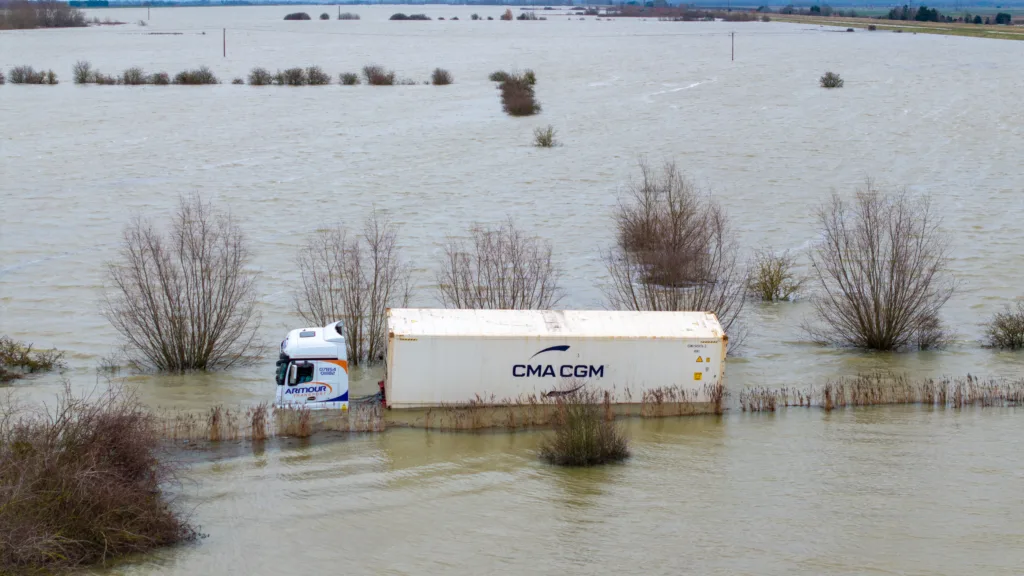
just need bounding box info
[0,336,66,382]
[362,65,396,86]
[431,67,453,85]
[0,384,197,572]
[984,301,1024,350]
[538,388,629,467]
[820,71,844,88]
[173,66,219,85]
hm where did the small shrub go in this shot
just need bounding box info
[500,73,541,116]
[761,15,771,21]
[339,72,360,85]
[523,69,536,85]
[538,388,630,467]
[363,65,396,86]
[487,16,494,20]
[748,248,803,301]
[173,66,219,85]
[471,13,480,20]
[0,336,66,382]
[231,77,244,85]
[820,71,844,88]
[868,24,877,30]
[93,72,119,85]
[319,12,329,20]
[489,70,510,82]
[500,8,513,20]
[517,11,538,20]
[284,12,311,20]
[846,27,854,32]
[0,385,197,572]
[9,66,44,84]
[533,125,557,147]
[121,66,147,85]
[45,70,58,84]
[338,12,360,20]
[150,72,170,85]
[985,302,1024,350]
[248,66,272,86]
[73,60,92,84]
[279,68,306,86]
[390,13,431,20]
[306,66,331,85]
[431,67,453,86]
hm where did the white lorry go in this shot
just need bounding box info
[275,309,727,411]
[275,322,351,410]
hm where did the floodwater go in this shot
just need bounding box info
[1,5,1023,574]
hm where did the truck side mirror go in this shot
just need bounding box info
[288,363,297,385]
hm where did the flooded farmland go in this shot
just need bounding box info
[1,5,1023,574]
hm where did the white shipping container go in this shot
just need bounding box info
[385,309,727,409]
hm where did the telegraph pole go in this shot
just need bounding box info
[223,28,226,58]
[731,31,734,61]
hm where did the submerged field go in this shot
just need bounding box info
[1,5,1023,574]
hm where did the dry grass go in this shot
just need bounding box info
[431,67,453,85]
[0,336,66,382]
[157,403,384,442]
[538,388,629,466]
[984,301,1024,350]
[0,384,197,572]
[363,65,396,86]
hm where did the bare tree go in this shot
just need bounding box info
[293,211,410,365]
[806,184,955,350]
[436,218,562,309]
[606,160,745,336]
[102,194,262,372]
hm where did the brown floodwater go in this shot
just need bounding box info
[2,5,1023,574]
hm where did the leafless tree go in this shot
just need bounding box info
[436,218,562,310]
[102,194,262,372]
[294,211,411,365]
[806,184,956,350]
[605,160,745,337]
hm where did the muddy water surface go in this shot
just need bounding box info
[2,5,1023,574]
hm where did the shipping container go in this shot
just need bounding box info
[385,309,727,409]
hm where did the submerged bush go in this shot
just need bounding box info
[985,302,1024,350]
[121,66,147,85]
[431,67,453,85]
[0,336,65,382]
[499,72,541,116]
[283,12,311,20]
[338,12,360,20]
[820,71,844,88]
[0,71,4,85]
[319,12,329,20]
[231,77,244,85]
[306,66,331,85]
[8,66,56,84]
[748,248,803,301]
[533,125,557,147]
[248,66,272,86]
[363,65,396,86]
[279,67,307,86]
[390,13,430,20]
[72,60,92,84]
[0,385,197,572]
[173,66,219,85]
[489,70,510,82]
[150,72,170,85]
[538,388,630,467]
[339,72,360,85]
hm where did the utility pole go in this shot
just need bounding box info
[731,31,734,61]
[147,4,150,20]
[223,28,226,58]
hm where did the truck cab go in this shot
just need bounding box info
[275,321,349,410]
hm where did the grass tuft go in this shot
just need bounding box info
[538,387,630,466]
[363,65,396,86]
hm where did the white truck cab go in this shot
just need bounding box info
[275,321,350,410]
